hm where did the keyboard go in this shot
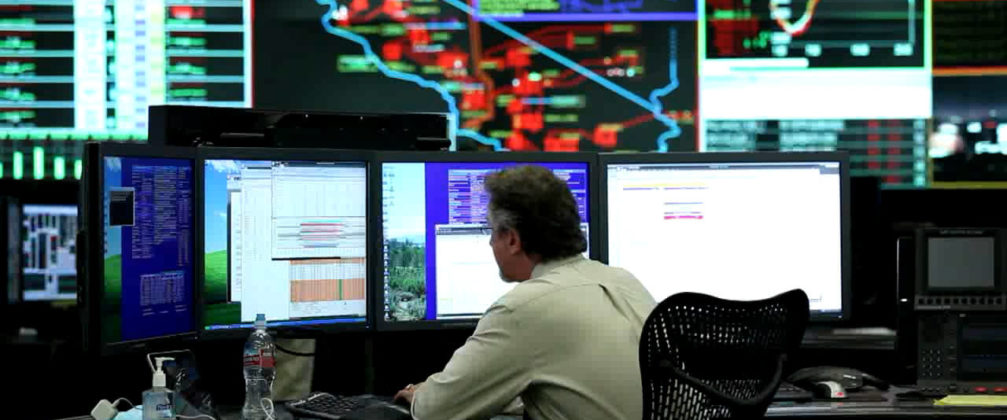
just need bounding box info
[286,392,397,419]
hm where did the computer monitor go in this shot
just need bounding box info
[198,148,373,335]
[916,228,1005,297]
[21,204,78,302]
[601,152,851,321]
[81,143,198,354]
[377,152,598,330]
[0,180,79,305]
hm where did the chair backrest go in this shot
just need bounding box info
[639,289,809,420]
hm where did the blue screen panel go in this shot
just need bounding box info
[102,156,194,343]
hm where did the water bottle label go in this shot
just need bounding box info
[260,348,275,368]
[244,349,275,368]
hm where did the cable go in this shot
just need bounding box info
[102,396,216,420]
[111,398,135,411]
[276,342,316,357]
[146,349,195,373]
[260,397,276,420]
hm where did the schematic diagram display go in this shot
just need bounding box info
[203,159,368,331]
[698,0,932,182]
[21,204,77,301]
[705,0,924,67]
[256,1,697,152]
[475,0,697,21]
[699,0,931,124]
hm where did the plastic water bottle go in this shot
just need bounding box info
[242,314,276,420]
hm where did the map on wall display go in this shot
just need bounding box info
[306,0,699,152]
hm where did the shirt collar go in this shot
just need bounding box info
[530,254,586,279]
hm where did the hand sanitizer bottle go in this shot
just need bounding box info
[143,357,175,420]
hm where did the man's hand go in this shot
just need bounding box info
[394,382,424,406]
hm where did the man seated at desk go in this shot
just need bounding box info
[394,165,657,420]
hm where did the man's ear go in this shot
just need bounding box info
[505,228,522,255]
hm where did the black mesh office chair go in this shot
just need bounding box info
[639,289,809,420]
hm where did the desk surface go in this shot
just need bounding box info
[767,389,1006,419]
[61,391,1006,420]
[215,405,523,420]
[224,404,1003,420]
[217,396,1003,420]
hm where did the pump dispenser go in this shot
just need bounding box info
[143,357,175,420]
[153,357,170,387]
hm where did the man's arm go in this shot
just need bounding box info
[411,304,531,420]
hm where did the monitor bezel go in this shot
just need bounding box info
[915,228,1004,294]
[598,151,853,322]
[82,142,200,356]
[195,147,376,339]
[373,151,600,332]
[2,196,21,306]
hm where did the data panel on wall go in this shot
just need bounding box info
[0,0,252,179]
[699,0,931,187]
